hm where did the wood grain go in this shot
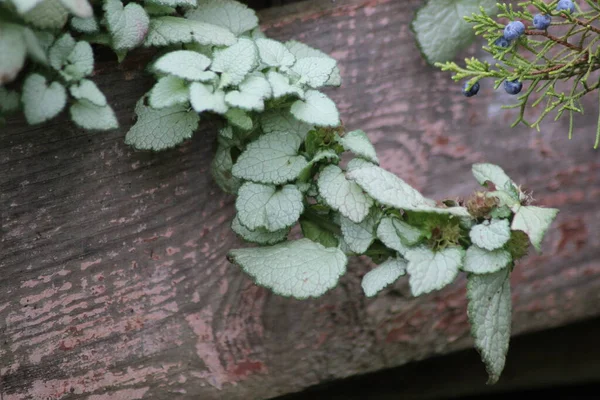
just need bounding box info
[2,0,600,399]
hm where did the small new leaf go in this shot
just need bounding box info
[467,268,512,384]
[317,165,373,223]
[186,0,258,36]
[337,130,379,164]
[267,71,304,99]
[469,219,511,251]
[22,74,67,124]
[149,75,190,109]
[511,206,559,251]
[290,90,340,127]
[70,100,118,130]
[189,83,228,114]
[472,163,515,192]
[405,246,464,296]
[235,182,304,232]
[411,0,498,64]
[463,245,512,274]
[153,50,211,81]
[232,131,308,185]
[362,258,407,297]
[125,98,199,150]
[49,33,75,71]
[231,215,289,245]
[69,79,107,106]
[228,238,347,299]
[60,41,94,82]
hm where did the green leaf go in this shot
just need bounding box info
[290,90,340,127]
[470,219,511,251]
[228,238,347,299]
[405,246,464,296]
[186,0,258,36]
[232,215,289,245]
[337,130,379,164]
[300,219,339,248]
[69,79,107,106]
[125,98,199,150]
[22,0,68,30]
[22,74,66,124]
[362,257,407,297]
[211,38,258,87]
[291,57,337,89]
[189,82,228,114]
[211,144,242,194]
[256,38,295,68]
[225,74,271,111]
[267,71,304,99]
[22,27,48,65]
[11,0,45,14]
[463,245,512,274]
[511,206,559,251]
[261,110,312,141]
[70,100,118,130]
[0,87,20,114]
[104,0,149,50]
[340,210,379,254]
[145,0,194,7]
[71,16,99,33]
[411,0,498,65]
[347,164,432,210]
[144,3,177,15]
[377,217,411,255]
[472,163,515,191]
[232,131,308,185]
[235,182,304,231]
[49,33,75,71]
[347,157,374,172]
[153,50,211,81]
[145,16,236,47]
[0,24,26,85]
[317,165,373,223]
[148,75,190,109]
[60,41,94,82]
[490,205,512,219]
[467,268,511,384]
[285,40,341,87]
[226,108,252,130]
[58,0,92,17]
[390,218,424,246]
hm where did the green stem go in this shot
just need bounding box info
[302,207,342,237]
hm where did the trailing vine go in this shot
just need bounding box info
[0,0,561,384]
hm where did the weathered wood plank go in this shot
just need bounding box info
[2,0,600,399]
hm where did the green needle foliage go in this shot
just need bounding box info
[437,0,600,147]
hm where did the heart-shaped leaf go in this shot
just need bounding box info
[22,73,67,124]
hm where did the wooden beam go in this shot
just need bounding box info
[2,1,600,399]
